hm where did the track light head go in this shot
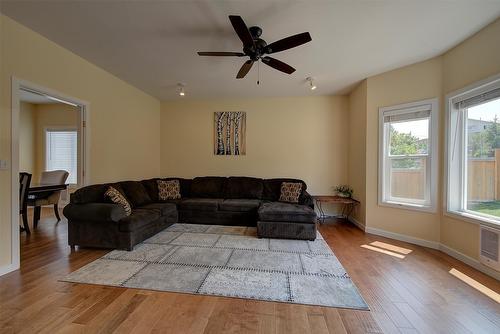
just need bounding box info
[306,77,316,90]
[177,83,186,96]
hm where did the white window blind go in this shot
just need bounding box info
[453,87,500,109]
[46,130,78,184]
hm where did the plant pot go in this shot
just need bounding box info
[337,193,351,198]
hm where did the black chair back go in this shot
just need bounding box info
[19,172,32,214]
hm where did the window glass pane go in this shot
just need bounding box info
[465,98,500,219]
[389,157,426,201]
[389,119,429,155]
[46,130,78,184]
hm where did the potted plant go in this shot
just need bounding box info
[334,185,353,198]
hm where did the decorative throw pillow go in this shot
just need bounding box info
[279,182,302,203]
[158,179,181,200]
[105,186,132,216]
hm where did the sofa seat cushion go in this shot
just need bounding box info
[178,198,222,212]
[258,202,316,223]
[119,209,161,232]
[219,199,262,212]
[137,203,177,216]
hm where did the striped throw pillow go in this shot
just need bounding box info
[105,186,132,216]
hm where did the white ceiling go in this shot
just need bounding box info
[2,1,500,100]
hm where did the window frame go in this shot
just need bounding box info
[445,74,500,229]
[378,98,439,213]
[44,127,79,185]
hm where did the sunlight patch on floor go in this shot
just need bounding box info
[449,268,500,303]
[370,241,413,255]
[361,244,406,259]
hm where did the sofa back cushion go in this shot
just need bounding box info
[262,178,308,202]
[224,177,263,199]
[71,183,110,204]
[190,177,226,198]
[117,181,152,207]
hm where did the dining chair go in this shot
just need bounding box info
[19,172,32,233]
[28,170,69,228]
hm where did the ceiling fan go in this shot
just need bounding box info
[197,15,312,79]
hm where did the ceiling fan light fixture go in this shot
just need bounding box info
[306,77,317,90]
[197,15,311,79]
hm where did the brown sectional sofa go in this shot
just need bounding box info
[63,176,317,250]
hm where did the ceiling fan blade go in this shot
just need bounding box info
[265,32,312,54]
[229,15,255,49]
[261,56,295,74]
[197,52,245,56]
[236,60,254,79]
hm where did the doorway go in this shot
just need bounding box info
[11,78,90,270]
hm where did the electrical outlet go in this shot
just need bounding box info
[0,160,9,170]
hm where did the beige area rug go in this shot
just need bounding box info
[62,224,369,310]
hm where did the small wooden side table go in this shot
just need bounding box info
[313,195,360,223]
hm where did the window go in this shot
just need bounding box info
[45,129,78,184]
[447,76,500,226]
[379,99,438,211]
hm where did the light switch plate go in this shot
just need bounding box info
[0,160,9,170]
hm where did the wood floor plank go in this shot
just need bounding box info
[0,210,499,333]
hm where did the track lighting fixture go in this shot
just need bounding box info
[306,77,317,90]
[178,83,186,96]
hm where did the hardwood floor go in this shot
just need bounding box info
[1,208,499,333]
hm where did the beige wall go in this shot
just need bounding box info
[439,18,500,259]
[161,96,349,211]
[33,103,79,183]
[19,102,36,174]
[351,18,500,259]
[347,80,367,225]
[0,15,160,269]
[364,57,443,243]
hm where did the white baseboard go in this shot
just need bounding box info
[364,226,441,250]
[0,263,18,277]
[344,220,500,280]
[348,216,366,231]
[439,243,500,281]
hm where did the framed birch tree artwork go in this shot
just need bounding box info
[214,111,246,155]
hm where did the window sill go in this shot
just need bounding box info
[378,200,436,213]
[444,210,500,230]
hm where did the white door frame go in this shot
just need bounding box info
[9,77,91,274]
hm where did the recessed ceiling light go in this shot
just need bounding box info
[306,77,317,90]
